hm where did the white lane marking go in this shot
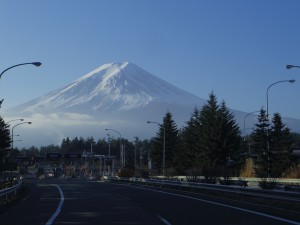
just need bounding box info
[125,185,300,225]
[45,184,64,225]
[157,214,172,225]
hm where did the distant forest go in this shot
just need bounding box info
[8,93,300,179]
[1,92,299,180]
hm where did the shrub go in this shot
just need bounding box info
[284,164,300,178]
[117,168,134,177]
[240,158,255,177]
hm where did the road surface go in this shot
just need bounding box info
[0,178,299,225]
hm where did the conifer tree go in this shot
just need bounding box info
[217,101,241,169]
[173,129,186,173]
[151,112,179,172]
[0,116,11,162]
[181,108,202,171]
[269,113,294,177]
[183,92,241,176]
[198,92,220,169]
[252,108,269,177]
[60,137,71,153]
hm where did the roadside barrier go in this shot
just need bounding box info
[0,178,23,206]
[107,177,300,213]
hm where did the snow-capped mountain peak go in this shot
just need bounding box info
[9,62,204,114]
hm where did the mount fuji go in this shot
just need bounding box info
[4,62,300,147]
[5,62,206,147]
[10,62,204,115]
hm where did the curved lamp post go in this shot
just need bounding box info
[7,118,24,124]
[265,79,295,177]
[105,128,123,168]
[266,79,295,119]
[286,65,300,69]
[0,62,42,79]
[243,111,260,155]
[147,121,165,177]
[243,111,260,138]
[0,62,42,107]
[11,122,31,150]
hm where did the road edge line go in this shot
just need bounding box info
[124,184,300,225]
[45,184,64,225]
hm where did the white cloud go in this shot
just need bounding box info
[6,112,109,128]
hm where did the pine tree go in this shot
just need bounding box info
[183,93,242,178]
[0,116,11,162]
[60,137,71,153]
[173,129,186,173]
[150,112,179,172]
[252,108,269,177]
[198,92,220,169]
[181,92,242,177]
[269,113,294,177]
[180,108,201,171]
[217,101,241,170]
[151,127,164,171]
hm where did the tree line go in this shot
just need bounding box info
[1,92,300,178]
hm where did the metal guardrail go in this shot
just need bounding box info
[114,177,298,194]
[0,179,23,206]
[108,177,300,213]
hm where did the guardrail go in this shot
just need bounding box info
[107,177,300,213]
[0,178,23,206]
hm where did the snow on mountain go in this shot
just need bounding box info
[12,62,203,115]
[4,62,206,147]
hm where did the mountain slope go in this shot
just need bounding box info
[11,62,204,115]
[5,62,207,147]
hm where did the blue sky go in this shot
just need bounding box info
[1,0,300,120]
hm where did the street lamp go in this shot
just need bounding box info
[243,111,260,155]
[265,79,295,177]
[105,128,123,168]
[11,122,31,150]
[0,62,42,79]
[243,111,260,138]
[107,134,111,157]
[0,62,42,107]
[286,65,300,69]
[147,121,165,177]
[7,119,24,124]
[266,79,295,119]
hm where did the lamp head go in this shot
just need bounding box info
[27,122,32,124]
[289,79,296,83]
[32,62,42,67]
[286,65,293,69]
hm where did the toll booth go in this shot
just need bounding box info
[45,153,62,169]
[82,151,116,177]
[63,153,82,177]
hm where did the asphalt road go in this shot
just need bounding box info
[1,178,299,225]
